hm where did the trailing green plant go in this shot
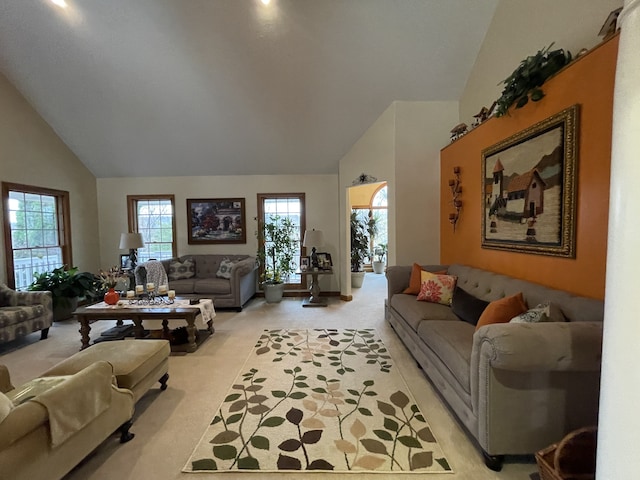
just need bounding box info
[28,266,99,308]
[495,43,572,117]
[257,215,298,284]
[350,212,369,272]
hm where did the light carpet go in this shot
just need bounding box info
[183,328,452,474]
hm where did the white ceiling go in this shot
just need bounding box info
[0,0,499,178]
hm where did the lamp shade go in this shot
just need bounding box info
[119,232,145,250]
[303,229,324,247]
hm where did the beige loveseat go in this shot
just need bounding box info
[0,361,135,480]
[386,263,603,470]
[0,284,53,343]
[156,255,258,311]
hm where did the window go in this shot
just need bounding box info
[127,195,177,262]
[2,182,72,290]
[257,193,305,288]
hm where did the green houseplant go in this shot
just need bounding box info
[257,215,298,303]
[495,43,572,117]
[372,243,387,274]
[28,266,98,320]
[350,212,369,287]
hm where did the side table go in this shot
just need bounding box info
[299,268,332,307]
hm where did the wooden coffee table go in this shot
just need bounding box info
[74,299,215,353]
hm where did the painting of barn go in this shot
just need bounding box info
[481,105,578,257]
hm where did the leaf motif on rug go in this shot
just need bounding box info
[184,329,453,473]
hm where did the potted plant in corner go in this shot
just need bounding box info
[372,243,387,274]
[28,266,98,321]
[258,215,298,303]
[350,212,369,288]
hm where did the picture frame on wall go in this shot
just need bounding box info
[187,198,247,244]
[481,104,578,258]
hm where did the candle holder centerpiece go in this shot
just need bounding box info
[127,283,176,305]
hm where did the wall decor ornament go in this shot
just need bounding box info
[187,198,246,244]
[448,167,462,231]
[481,104,578,257]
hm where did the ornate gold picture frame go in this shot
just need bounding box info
[481,105,578,257]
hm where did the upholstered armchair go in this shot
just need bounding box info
[0,361,135,480]
[0,284,53,343]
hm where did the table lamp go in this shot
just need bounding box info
[119,232,145,268]
[303,229,324,268]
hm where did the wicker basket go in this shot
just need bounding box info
[535,426,597,480]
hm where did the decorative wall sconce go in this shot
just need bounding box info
[448,167,462,231]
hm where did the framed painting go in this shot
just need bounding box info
[187,198,247,244]
[481,105,578,257]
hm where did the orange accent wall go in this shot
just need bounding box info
[440,35,618,300]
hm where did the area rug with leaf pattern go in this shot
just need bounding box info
[183,329,453,474]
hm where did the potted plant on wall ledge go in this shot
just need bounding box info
[28,266,98,321]
[258,215,298,303]
[350,212,369,288]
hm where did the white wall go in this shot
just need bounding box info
[339,104,396,298]
[0,73,100,283]
[97,174,340,292]
[459,0,624,125]
[394,101,458,265]
[597,0,640,477]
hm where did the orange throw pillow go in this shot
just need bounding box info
[403,263,447,295]
[476,292,527,331]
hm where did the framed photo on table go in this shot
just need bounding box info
[316,252,332,269]
[187,198,246,244]
[120,254,132,270]
[299,256,310,271]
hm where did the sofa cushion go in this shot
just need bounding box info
[451,287,489,326]
[476,292,527,330]
[417,320,475,395]
[0,305,47,328]
[510,301,565,323]
[168,279,196,295]
[390,294,459,332]
[194,278,231,295]
[0,392,13,423]
[417,271,457,305]
[403,264,447,295]
[216,258,236,279]
[168,258,195,281]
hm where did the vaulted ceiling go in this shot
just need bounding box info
[0,0,499,178]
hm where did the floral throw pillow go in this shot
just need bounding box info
[216,258,236,279]
[417,271,458,305]
[168,258,195,281]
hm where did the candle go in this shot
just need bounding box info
[126,290,135,299]
[448,179,455,186]
[146,282,155,292]
[453,166,460,174]
[158,284,168,294]
[449,213,456,220]
[167,290,176,300]
[135,285,144,294]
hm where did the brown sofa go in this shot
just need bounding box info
[155,255,257,311]
[386,263,603,470]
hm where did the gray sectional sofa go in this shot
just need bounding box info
[159,254,257,311]
[385,263,603,470]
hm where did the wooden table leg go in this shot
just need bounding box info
[185,313,197,353]
[78,315,91,350]
[132,316,145,339]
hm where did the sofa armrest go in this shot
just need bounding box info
[14,290,52,309]
[232,256,257,277]
[472,322,603,373]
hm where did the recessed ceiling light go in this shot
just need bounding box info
[51,0,67,8]
[261,0,271,5]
